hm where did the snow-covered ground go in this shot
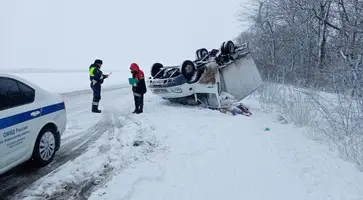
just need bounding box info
[6,72,363,200]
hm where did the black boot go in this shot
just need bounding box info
[138,104,143,113]
[132,102,138,113]
[92,105,102,113]
[136,95,144,114]
[133,96,140,114]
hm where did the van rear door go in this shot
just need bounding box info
[219,52,263,101]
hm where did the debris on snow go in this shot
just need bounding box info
[276,114,289,124]
[219,92,252,116]
[219,91,237,106]
[133,140,155,147]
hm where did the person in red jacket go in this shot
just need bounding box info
[130,63,147,114]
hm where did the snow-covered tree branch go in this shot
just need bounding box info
[237,0,363,170]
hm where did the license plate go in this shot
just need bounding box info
[153,88,168,93]
[153,79,164,83]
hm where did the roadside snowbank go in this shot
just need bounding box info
[14,106,165,200]
[254,83,363,171]
[87,95,363,200]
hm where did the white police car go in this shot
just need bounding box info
[0,74,67,175]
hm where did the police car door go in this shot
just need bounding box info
[0,77,38,169]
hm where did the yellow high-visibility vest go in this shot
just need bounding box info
[89,67,95,77]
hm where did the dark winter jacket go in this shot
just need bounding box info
[89,64,106,85]
[130,63,147,96]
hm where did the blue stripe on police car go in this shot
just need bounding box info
[0,102,65,130]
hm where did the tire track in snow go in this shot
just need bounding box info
[0,112,121,200]
[0,86,129,199]
[14,111,160,200]
[47,112,125,200]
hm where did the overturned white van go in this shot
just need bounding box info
[147,41,263,113]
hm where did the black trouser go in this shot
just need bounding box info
[91,83,101,109]
[134,94,144,112]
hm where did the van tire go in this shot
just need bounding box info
[151,63,163,78]
[180,60,196,83]
[196,48,208,60]
[223,41,235,54]
[31,127,58,167]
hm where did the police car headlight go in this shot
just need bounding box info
[170,87,182,93]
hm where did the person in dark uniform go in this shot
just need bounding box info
[89,59,109,113]
[130,63,147,114]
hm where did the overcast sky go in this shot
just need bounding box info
[0,0,250,72]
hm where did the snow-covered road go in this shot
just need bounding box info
[0,85,132,199]
[1,82,363,200]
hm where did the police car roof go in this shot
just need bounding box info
[0,73,36,85]
[0,73,50,94]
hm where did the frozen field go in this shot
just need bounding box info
[2,69,136,93]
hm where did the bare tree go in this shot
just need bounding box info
[237,0,363,170]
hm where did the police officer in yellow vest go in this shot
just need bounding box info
[89,59,109,113]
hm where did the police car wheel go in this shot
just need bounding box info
[32,127,57,167]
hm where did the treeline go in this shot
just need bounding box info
[236,0,363,170]
[237,0,363,96]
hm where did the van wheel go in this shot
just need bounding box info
[151,63,163,78]
[220,42,226,54]
[223,41,235,54]
[32,127,57,167]
[196,48,208,60]
[180,60,196,83]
